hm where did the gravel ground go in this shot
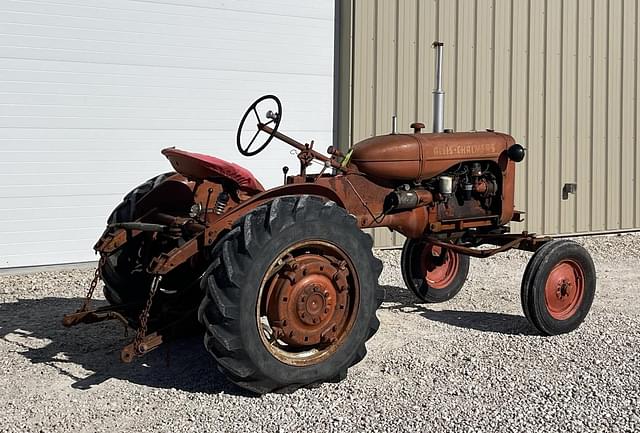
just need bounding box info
[0,234,638,433]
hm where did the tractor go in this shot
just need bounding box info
[63,43,596,394]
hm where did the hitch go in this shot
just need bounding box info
[120,332,163,363]
[120,307,198,363]
[62,304,131,331]
[62,252,202,367]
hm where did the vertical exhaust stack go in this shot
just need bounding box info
[432,41,445,133]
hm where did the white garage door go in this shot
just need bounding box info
[0,0,335,268]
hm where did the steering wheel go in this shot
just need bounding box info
[236,95,282,157]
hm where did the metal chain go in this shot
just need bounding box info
[133,274,162,354]
[80,255,106,312]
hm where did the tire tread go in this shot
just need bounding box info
[198,195,383,394]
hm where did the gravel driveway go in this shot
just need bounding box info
[0,234,638,433]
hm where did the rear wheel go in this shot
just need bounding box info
[101,172,175,309]
[521,239,596,335]
[401,239,470,303]
[198,196,384,394]
[100,172,202,331]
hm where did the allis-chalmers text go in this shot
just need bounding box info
[432,143,496,156]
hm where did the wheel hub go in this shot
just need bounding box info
[297,285,330,325]
[420,244,459,289]
[556,279,571,299]
[544,260,585,320]
[267,254,349,347]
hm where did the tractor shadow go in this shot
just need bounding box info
[0,288,536,393]
[0,296,253,396]
[380,285,538,336]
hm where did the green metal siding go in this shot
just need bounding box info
[339,0,640,247]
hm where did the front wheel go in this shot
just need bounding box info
[401,239,470,303]
[521,239,596,335]
[198,196,384,394]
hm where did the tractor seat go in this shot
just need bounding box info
[161,148,264,193]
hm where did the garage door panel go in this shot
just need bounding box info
[0,217,109,234]
[1,18,331,47]
[0,194,121,211]
[0,82,332,103]
[0,144,327,176]
[12,0,332,21]
[0,115,331,130]
[0,103,333,124]
[1,225,103,244]
[0,12,332,74]
[0,47,328,76]
[0,38,330,73]
[0,127,223,139]
[0,183,141,199]
[1,19,331,50]
[0,17,321,55]
[0,162,164,177]
[0,115,228,130]
[0,84,332,104]
[1,1,331,33]
[0,141,218,154]
[0,27,331,59]
[0,206,107,221]
[0,58,334,88]
[129,0,333,20]
[0,129,330,153]
[2,248,98,268]
[0,0,334,268]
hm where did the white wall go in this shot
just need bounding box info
[0,0,335,268]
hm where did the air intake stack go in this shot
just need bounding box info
[432,41,445,133]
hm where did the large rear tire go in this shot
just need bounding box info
[100,172,202,331]
[198,196,385,394]
[401,238,470,303]
[521,239,596,335]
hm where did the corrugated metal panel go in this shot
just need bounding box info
[352,0,375,141]
[544,0,562,236]
[0,0,335,268]
[511,0,529,234]
[345,0,640,246]
[592,0,608,232]
[621,0,637,229]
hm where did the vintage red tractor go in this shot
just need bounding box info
[63,43,596,394]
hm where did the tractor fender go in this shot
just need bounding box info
[134,173,196,218]
[204,183,347,247]
[95,173,197,254]
[247,183,346,208]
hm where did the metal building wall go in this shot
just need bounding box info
[341,0,640,247]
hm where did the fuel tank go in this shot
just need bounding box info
[350,131,515,181]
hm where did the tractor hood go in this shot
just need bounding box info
[350,131,514,181]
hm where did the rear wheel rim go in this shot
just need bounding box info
[257,240,360,366]
[419,244,459,289]
[544,259,585,320]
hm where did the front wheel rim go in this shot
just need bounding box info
[256,240,360,366]
[544,259,585,320]
[419,244,459,289]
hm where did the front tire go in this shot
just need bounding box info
[198,196,385,394]
[401,239,470,303]
[521,239,596,335]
